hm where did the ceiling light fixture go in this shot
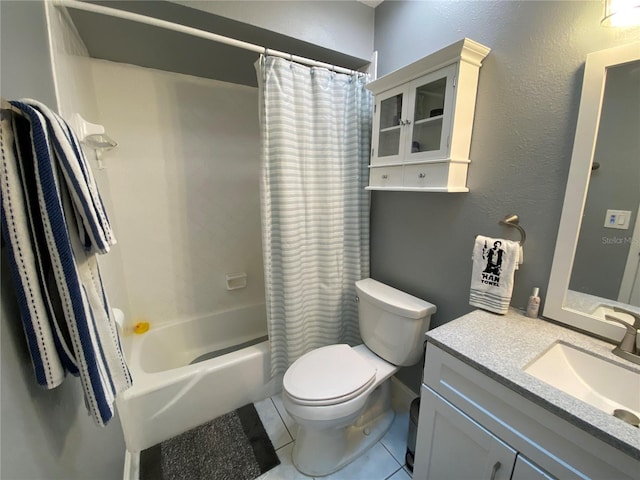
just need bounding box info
[601,0,640,27]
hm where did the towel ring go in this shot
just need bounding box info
[499,214,526,245]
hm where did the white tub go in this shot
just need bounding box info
[116,304,281,452]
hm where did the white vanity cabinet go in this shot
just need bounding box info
[414,343,639,480]
[418,386,517,480]
[366,38,490,192]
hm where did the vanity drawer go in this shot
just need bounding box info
[368,166,403,188]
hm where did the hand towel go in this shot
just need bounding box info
[469,235,520,314]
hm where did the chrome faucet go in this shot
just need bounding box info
[605,307,640,366]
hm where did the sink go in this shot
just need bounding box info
[524,341,640,419]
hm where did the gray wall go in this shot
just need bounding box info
[570,61,640,299]
[69,1,374,87]
[173,0,375,61]
[371,0,639,391]
[1,1,125,478]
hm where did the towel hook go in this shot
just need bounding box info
[499,214,526,245]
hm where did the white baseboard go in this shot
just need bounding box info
[390,376,419,413]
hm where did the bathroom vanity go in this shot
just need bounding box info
[413,309,640,480]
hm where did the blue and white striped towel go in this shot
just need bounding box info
[469,235,520,315]
[0,99,131,426]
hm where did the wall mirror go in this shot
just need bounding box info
[544,41,640,342]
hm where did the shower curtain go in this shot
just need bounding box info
[256,56,373,376]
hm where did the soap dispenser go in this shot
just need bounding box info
[526,288,540,318]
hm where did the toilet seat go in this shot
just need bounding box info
[284,344,376,406]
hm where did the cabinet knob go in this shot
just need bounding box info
[405,119,411,125]
[381,174,388,179]
[399,120,406,126]
[418,172,426,178]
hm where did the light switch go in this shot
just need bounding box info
[604,209,632,230]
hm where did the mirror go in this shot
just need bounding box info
[545,42,640,342]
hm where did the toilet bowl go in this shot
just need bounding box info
[282,278,436,476]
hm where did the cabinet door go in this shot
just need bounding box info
[405,64,456,163]
[512,455,556,480]
[414,386,517,480]
[371,85,408,165]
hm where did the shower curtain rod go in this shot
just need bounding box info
[54,0,365,76]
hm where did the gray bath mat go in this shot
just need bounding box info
[139,403,280,480]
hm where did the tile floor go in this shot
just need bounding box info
[254,393,413,480]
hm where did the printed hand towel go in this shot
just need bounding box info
[469,235,520,314]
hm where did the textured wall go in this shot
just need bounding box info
[372,0,639,391]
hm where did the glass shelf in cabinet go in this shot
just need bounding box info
[414,115,443,126]
[380,124,402,133]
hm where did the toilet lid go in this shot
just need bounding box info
[284,344,377,406]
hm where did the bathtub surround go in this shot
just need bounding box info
[139,403,279,480]
[1,99,131,425]
[87,60,264,326]
[256,56,373,376]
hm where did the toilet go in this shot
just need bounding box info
[282,278,436,476]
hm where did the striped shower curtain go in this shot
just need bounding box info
[256,56,373,376]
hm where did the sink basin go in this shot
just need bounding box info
[524,342,640,419]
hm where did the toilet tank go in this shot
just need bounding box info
[355,278,437,366]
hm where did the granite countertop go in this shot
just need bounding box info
[425,308,640,460]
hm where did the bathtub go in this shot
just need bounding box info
[116,304,281,452]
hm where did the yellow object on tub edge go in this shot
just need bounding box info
[133,321,150,334]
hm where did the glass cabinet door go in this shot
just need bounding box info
[374,86,406,162]
[412,77,446,152]
[407,64,456,160]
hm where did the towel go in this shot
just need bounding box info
[0,98,131,426]
[469,235,520,315]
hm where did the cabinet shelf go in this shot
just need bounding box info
[367,38,490,192]
[414,115,443,126]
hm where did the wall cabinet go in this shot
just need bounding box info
[366,38,490,192]
[414,344,639,480]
